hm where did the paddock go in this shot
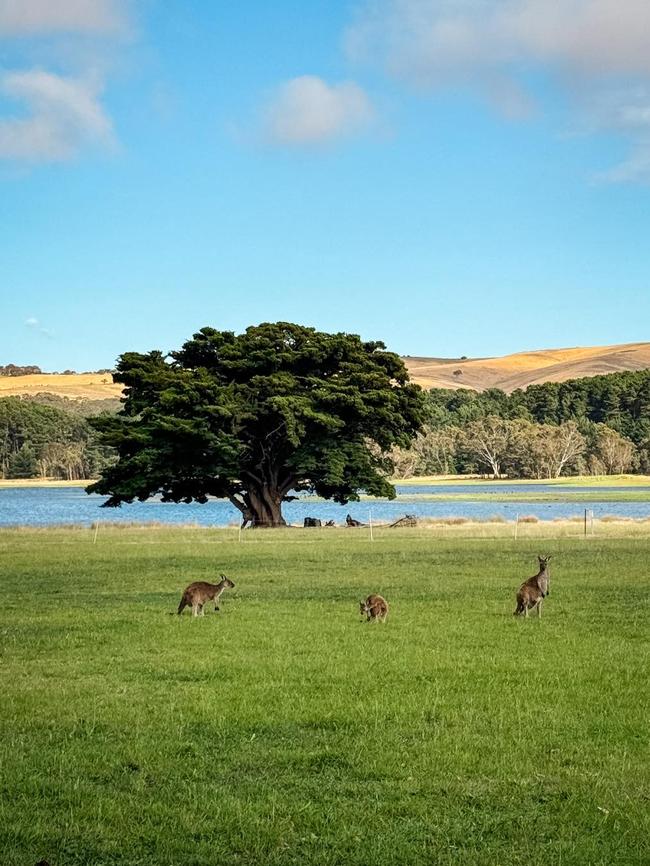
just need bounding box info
[0,526,648,865]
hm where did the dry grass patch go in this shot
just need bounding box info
[0,373,122,400]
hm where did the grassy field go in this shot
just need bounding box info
[395,474,650,487]
[393,490,650,503]
[0,373,122,400]
[0,527,648,866]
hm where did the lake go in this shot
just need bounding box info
[2,484,650,527]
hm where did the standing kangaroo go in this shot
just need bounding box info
[359,593,389,623]
[177,575,235,617]
[514,556,551,618]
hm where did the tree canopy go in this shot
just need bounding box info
[0,396,114,480]
[88,323,426,526]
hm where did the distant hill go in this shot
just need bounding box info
[403,342,650,393]
[0,372,122,401]
[1,342,649,398]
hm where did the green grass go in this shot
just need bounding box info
[392,490,650,502]
[1,527,648,866]
[395,474,650,487]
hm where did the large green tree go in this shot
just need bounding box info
[88,323,426,526]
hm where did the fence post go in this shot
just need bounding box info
[514,513,519,540]
[369,510,374,542]
[93,521,100,544]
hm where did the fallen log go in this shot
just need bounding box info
[389,514,418,528]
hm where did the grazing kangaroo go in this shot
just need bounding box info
[177,575,235,617]
[514,556,551,618]
[359,593,389,623]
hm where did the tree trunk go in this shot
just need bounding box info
[229,485,287,528]
[247,484,287,527]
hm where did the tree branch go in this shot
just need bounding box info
[228,494,246,514]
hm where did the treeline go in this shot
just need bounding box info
[393,370,650,478]
[0,364,42,376]
[2,368,649,481]
[0,397,117,480]
[0,365,114,376]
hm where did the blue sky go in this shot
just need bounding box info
[1,0,649,371]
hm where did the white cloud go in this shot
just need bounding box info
[264,76,374,146]
[25,316,54,338]
[346,0,650,180]
[347,1,650,83]
[0,2,130,165]
[0,0,127,35]
[0,69,113,161]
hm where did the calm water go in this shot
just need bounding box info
[1,485,650,527]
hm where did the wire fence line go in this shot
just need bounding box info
[2,512,649,547]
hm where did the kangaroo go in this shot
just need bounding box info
[359,593,389,623]
[514,556,551,618]
[177,575,235,617]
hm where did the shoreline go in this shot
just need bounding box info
[1,476,650,504]
[0,479,95,488]
[2,473,650,490]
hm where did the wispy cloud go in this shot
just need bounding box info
[25,316,54,338]
[0,0,128,35]
[263,76,374,147]
[0,70,113,161]
[346,0,650,181]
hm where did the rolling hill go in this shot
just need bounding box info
[403,342,650,392]
[0,372,123,401]
[0,342,649,398]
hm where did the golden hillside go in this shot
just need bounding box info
[1,343,648,399]
[404,342,650,392]
[0,373,123,400]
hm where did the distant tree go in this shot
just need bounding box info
[524,382,561,424]
[391,426,459,478]
[0,364,42,376]
[591,425,635,475]
[88,323,426,527]
[7,443,38,478]
[636,436,650,475]
[461,416,520,477]
[0,396,113,480]
[535,421,586,478]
